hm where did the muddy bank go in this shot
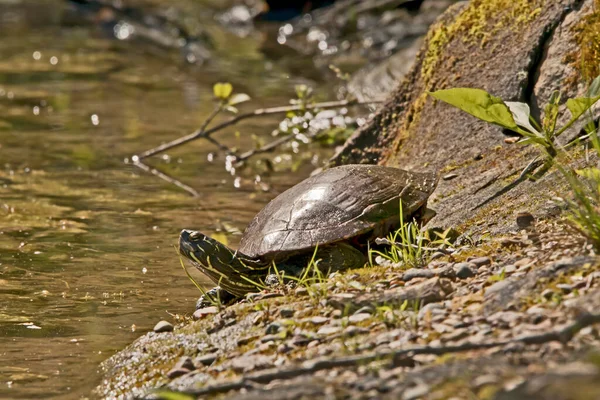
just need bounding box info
[96,1,600,398]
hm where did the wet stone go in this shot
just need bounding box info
[153,320,174,333]
[430,251,446,260]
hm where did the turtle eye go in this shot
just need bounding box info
[190,231,201,239]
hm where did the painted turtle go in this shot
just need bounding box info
[179,164,437,306]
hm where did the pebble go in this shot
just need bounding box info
[442,173,458,180]
[197,353,218,366]
[541,289,555,300]
[403,268,435,281]
[153,320,174,333]
[514,257,533,268]
[469,257,491,267]
[265,322,282,334]
[166,356,195,379]
[166,368,190,379]
[307,316,329,325]
[348,313,371,324]
[430,251,446,260]
[317,325,342,335]
[193,306,219,320]
[353,306,374,315]
[556,283,573,293]
[295,287,308,296]
[454,263,476,279]
[418,302,444,320]
[279,309,295,318]
[516,211,535,229]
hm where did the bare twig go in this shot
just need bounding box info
[132,160,200,197]
[170,311,600,398]
[135,98,382,160]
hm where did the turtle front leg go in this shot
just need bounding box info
[196,287,237,309]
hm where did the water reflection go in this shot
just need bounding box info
[0,0,334,397]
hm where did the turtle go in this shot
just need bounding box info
[179,164,437,308]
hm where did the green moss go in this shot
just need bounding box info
[389,0,545,159]
[564,0,600,86]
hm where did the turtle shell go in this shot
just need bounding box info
[238,164,437,260]
[239,164,437,260]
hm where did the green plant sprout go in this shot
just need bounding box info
[429,76,600,249]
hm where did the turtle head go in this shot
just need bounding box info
[178,229,264,297]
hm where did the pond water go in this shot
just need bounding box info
[0,1,344,397]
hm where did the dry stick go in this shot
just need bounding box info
[133,159,200,197]
[173,312,600,397]
[135,98,382,160]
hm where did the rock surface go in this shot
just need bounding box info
[96,2,600,399]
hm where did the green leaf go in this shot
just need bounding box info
[213,82,233,100]
[565,94,600,124]
[587,75,600,97]
[428,88,518,131]
[543,90,560,136]
[228,93,251,105]
[505,101,540,135]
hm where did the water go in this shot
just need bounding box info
[0,1,340,397]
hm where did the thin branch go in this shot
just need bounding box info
[172,311,600,398]
[235,131,320,163]
[132,160,200,197]
[135,98,382,160]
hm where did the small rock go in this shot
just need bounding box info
[279,309,295,318]
[348,313,371,324]
[418,302,444,320]
[277,343,293,354]
[469,257,491,267]
[504,264,517,273]
[442,173,458,180]
[237,335,260,346]
[295,287,308,296]
[307,316,329,325]
[429,251,446,260]
[516,211,535,229]
[402,383,430,400]
[265,322,282,335]
[454,263,476,279]
[197,353,218,366]
[260,334,283,343]
[317,325,342,335]
[166,368,190,379]
[193,306,219,320]
[176,356,195,371]
[353,306,374,315]
[153,320,173,333]
[514,257,533,268]
[541,289,555,300]
[231,354,274,373]
[403,268,434,281]
[556,283,573,294]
